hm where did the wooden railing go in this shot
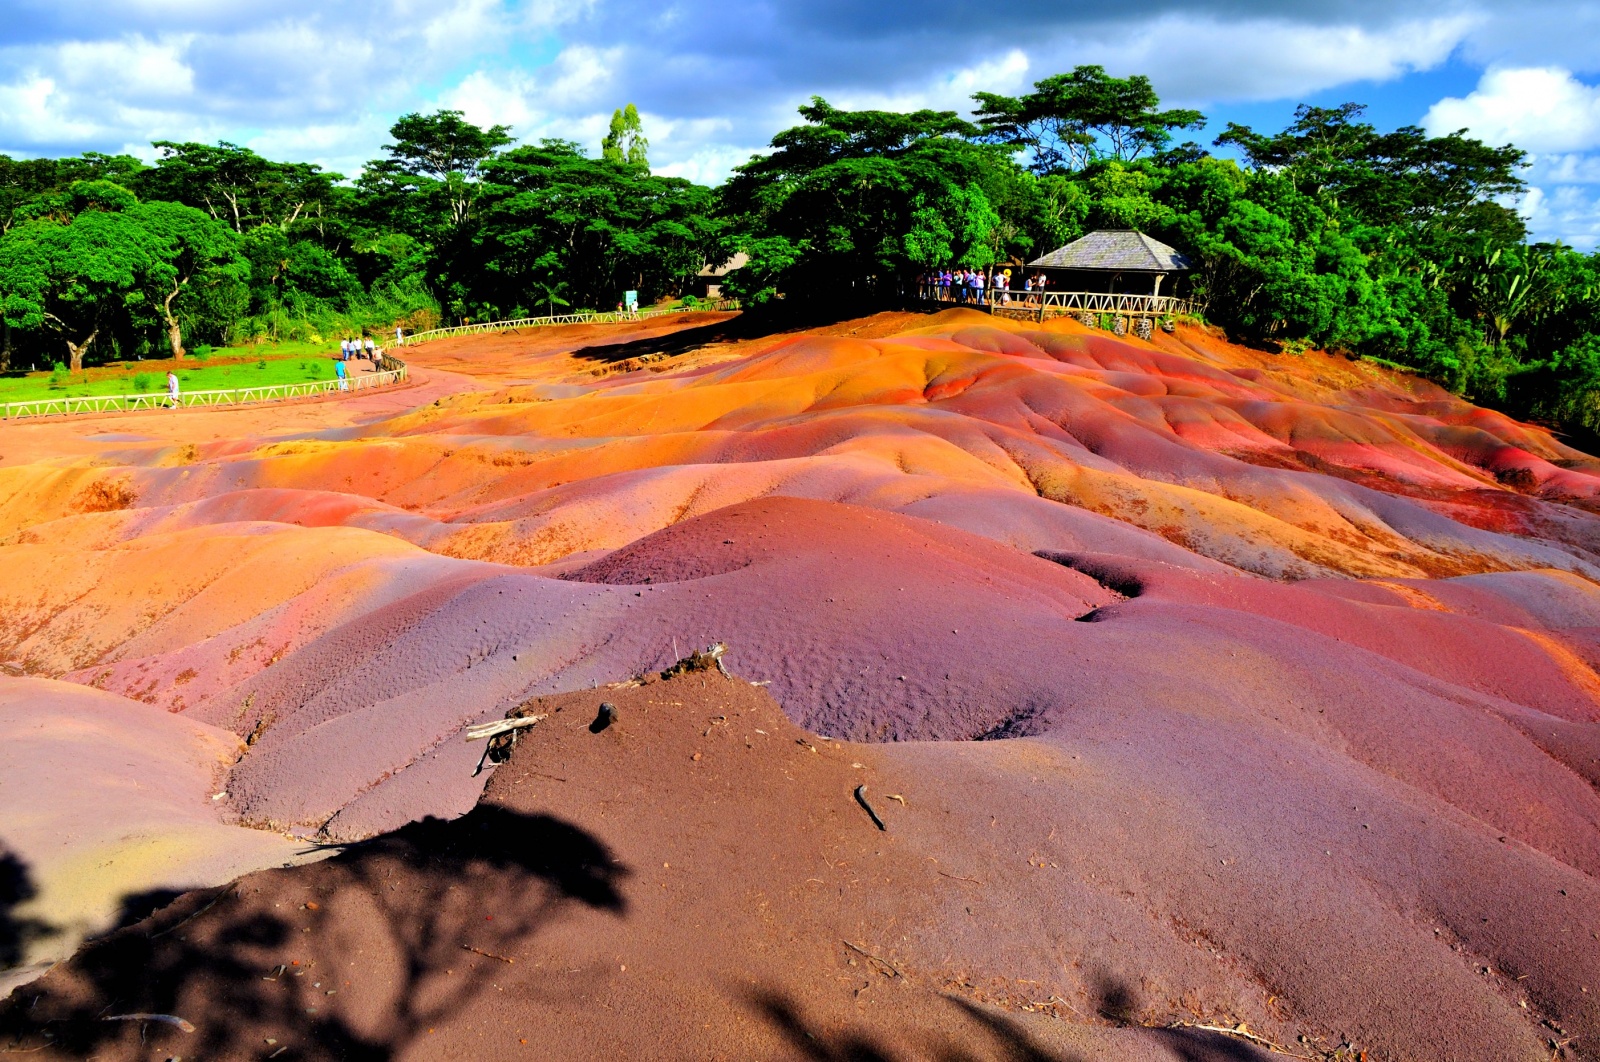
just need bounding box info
[920,288,1193,321]
[1,362,407,421]
[401,299,742,346]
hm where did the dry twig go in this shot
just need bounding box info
[150,885,234,939]
[462,944,515,964]
[938,871,984,885]
[843,940,902,979]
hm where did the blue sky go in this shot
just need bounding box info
[3,0,1600,246]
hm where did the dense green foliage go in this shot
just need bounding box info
[2,67,1600,434]
[720,68,1600,434]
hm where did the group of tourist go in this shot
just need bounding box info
[340,337,378,362]
[916,269,1051,307]
[335,337,386,391]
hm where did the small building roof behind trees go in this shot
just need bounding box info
[1029,230,1192,272]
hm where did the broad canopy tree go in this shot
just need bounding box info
[0,184,246,368]
[474,140,717,317]
[137,141,336,232]
[133,201,249,358]
[365,110,515,231]
[974,65,1206,173]
[718,98,1028,302]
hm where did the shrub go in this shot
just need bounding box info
[191,345,212,361]
[132,372,157,392]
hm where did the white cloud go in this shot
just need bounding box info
[1079,14,1475,104]
[832,49,1031,113]
[55,35,195,98]
[654,143,764,184]
[1425,66,1600,152]
[1519,183,1600,251]
[1534,152,1600,185]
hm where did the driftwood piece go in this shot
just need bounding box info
[467,713,549,775]
[465,714,547,742]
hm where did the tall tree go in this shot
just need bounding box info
[974,66,1206,173]
[718,98,1023,302]
[132,201,249,358]
[372,110,515,229]
[475,140,717,315]
[137,142,335,232]
[601,104,650,171]
[1215,104,1526,240]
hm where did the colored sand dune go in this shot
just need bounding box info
[2,308,1600,1059]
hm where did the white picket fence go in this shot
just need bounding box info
[401,299,741,346]
[1,364,407,421]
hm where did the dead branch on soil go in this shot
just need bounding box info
[100,1014,195,1033]
[467,713,548,774]
[465,714,547,741]
[843,940,902,979]
[461,944,514,964]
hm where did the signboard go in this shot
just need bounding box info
[624,290,639,311]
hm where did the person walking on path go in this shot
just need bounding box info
[339,338,350,361]
[364,337,376,362]
[972,269,986,306]
[395,325,404,347]
[335,358,349,391]
[165,370,180,408]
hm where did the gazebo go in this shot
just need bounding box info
[1028,229,1191,298]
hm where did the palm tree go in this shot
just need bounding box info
[531,278,571,318]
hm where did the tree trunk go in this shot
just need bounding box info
[0,319,10,373]
[163,279,187,359]
[65,327,97,373]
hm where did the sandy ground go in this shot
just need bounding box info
[0,668,1282,1061]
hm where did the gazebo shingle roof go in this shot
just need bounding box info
[1028,230,1192,272]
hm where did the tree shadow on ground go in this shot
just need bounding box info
[0,805,627,1061]
[0,846,54,971]
[750,977,1274,1062]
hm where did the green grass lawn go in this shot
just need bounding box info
[0,345,352,404]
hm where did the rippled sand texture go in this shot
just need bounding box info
[4,307,1600,1058]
